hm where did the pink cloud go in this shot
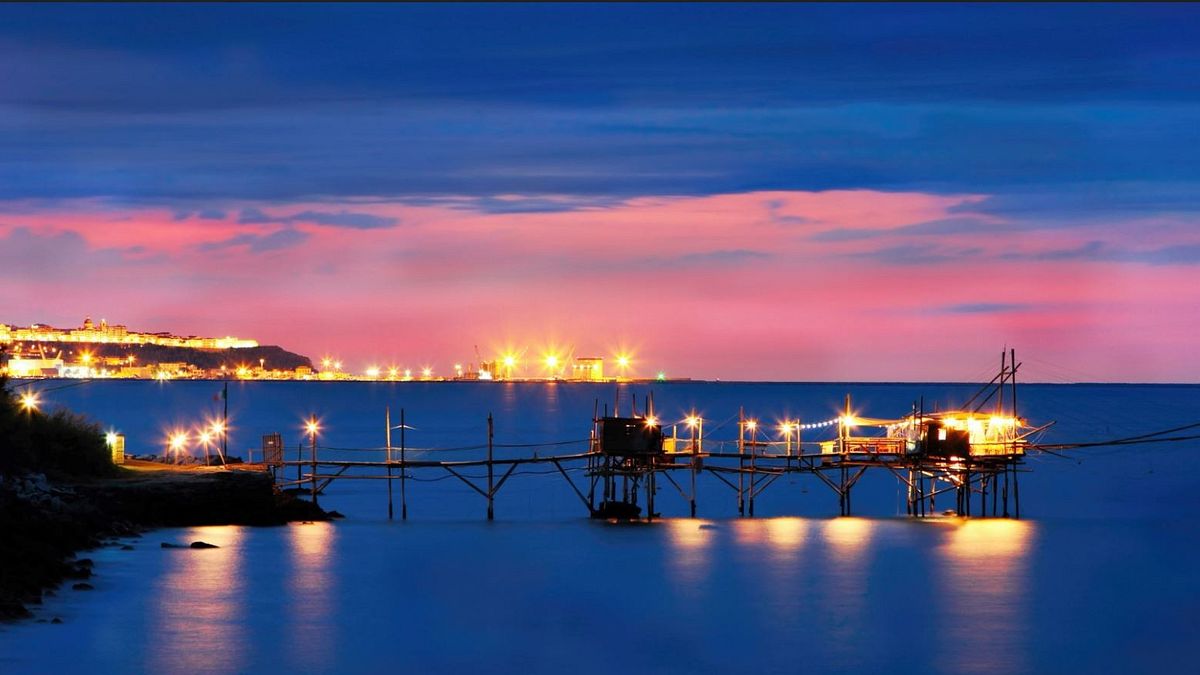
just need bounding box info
[2,190,1197,382]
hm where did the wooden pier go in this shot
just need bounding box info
[271,351,1038,521]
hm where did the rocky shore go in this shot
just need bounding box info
[0,463,329,621]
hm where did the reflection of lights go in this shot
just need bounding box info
[666,519,713,551]
[823,518,873,560]
[151,526,245,672]
[945,519,1032,561]
[765,517,807,552]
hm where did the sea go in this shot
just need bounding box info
[1,380,1198,674]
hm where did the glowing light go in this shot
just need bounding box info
[156,370,171,381]
[19,392,39,412]
[841,415,858,428]
[503,355,516,368]
[745,419,758,431]
[210,421,226,435]
[105,432,118,446]
[404,369,412,380]
[656,371,666,381]
[645,416,659,427]
[615,354,631,369]
[365,366,381,378]
[305,418,320,437]
[685,415,701,428]
[388,367,399,379]
[422,367,433,378]
[169,432,188,452]
[81,352,92,364]
[544,355,559,368]
[321,357,332,369]
[333,361,342,371]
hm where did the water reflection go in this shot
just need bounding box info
[819,518,875,669]
[148,526,246,673]
[764,517,807,558]
[287,521,337,670]
[664,519,715,590]
[936,519,1035,674]
[823,517,873,562]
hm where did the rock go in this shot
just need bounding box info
[72,583,94,591]
[160,542,185,549]
[66,566,92,580]
[51,617,63,624]
[327,510,346,519]
[120,545,135,551]
[75,558,94,568]
[189,541,219,549]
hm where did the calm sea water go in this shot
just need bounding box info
[2,381,1198,673]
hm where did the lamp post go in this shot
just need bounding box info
[198,430,212,466]
[686,414,701,517]
[305,417,320,506]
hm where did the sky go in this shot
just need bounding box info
[1,3,1198,382]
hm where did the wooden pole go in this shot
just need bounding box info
[386,406,394,520]
[487,413,494,521]
[400,408,408,520]
[737,407,745,516]
[1013,461,1021,519]
[310,426,318,508]
[689,419,697,518]
[221,380,229,465]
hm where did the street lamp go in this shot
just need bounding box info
[198,430,213,466]
[19,391,38,412]
[304,417,320,506]
[168,431,188,463]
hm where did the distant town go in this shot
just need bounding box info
[0,317,669,382]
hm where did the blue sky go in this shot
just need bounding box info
[2,4,1198,380]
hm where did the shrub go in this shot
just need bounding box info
[0,376,118,478]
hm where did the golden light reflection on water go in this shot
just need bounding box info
[665,519,714,590]
[149,526,245,673]
[287,521,337,670]
[763,517,807,556]
[822,517,873,562]
[819,518,875,669]
[936,519,1036,674]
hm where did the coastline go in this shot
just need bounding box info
[0,462,328,622]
